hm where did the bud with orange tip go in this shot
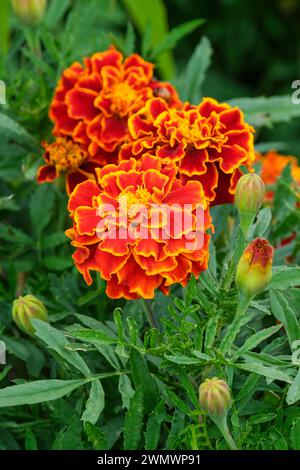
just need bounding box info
[12,294,48,334]
[235,238,274,299]
[235,172,265,235]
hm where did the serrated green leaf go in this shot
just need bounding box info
[42,232,68,249]
[269,289,300,348]
[0,195,19,212]
[52,415,83,450]
[164,354,201,365]
[68,326,117,346]
[291,417,300,449]
[42,256,73,271]
[0,379,89,407]
[219,315,252,355]
[30,185,55,238]
[177,371,198,409]
[118,374,135,410]
[234,363,293,383]
[204,315,219,352]
[124,22,135,56]
[0,113,37,148]
[249,207,272,239]
[25,428,37,450]
[130,350,159,414]
[166,389,192,417]
[165,410,185,450]
[144,401,166,450]
[84,422,108,450]
[232,324,282,361]
[229,95,300,128]
[286,369,300,405]
[269,427,288,450]
[0,223,33,245]
[151,19,205,59]
[82,379,105,425]
[179,36,212,103]
[123,387,144,450]
[44,0,71,29]
[32,319,91,376]
[270,267,300,290]
[121,0,174,78]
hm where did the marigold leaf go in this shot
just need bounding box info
[123,387,144,450]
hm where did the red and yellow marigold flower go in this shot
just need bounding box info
[37,137,117,194]
[66,154,212,299]
[257,150,300,201]
[49,47,181,158]
[120,97,255,205]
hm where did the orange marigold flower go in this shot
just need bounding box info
[120,97,255,205]
[66,155,212,300]
[37,137,117,194]
[257,150,300,201]
[49,47,181,157]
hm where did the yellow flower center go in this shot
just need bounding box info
[109,82,138,117]
[159,109,227,150]
[119,186,152,218]
[46,138,88,174]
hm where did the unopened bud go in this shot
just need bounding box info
[199,377,232,420]
[11,0,46,26]
[12,294,48,334]
[235,172,265,235]
[236,238,274,298]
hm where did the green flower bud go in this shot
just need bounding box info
[12,294,48,334]
[11,0,47,26]
[236,238,274,299]
[235,172,265,235]
[199,377,232,420]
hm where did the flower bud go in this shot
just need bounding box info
[12,294,48,334]
[199,377,232,420]
[235,172,265,235]
[235,238,274,298]
[11,0,46,26]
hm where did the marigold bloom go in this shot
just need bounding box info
[66,155,211,299]
[120,97,255,205]
[49,47,181,158]
[257,150,300,201]
[37,137,117,194]
[236,238,274,298]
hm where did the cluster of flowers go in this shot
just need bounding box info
[37,47,257,299]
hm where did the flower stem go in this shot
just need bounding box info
[234,292,252,320]
[214,415,238,450]
[141,299,159,330]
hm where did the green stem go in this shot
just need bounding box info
[141,299,159,330]
[234,292,252,320]
[214,415,238,450]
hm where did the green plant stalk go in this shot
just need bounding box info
[222,228,247,292]
[234,292,252,320]
[141,299,159,330]
[239,211,255,238]
[212,415,238,450]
